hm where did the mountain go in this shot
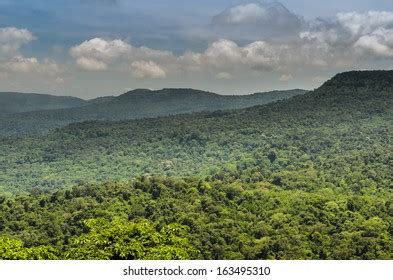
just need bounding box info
[0,70,391,260]
[1,70,391,192]
[86,96,116,105]
[0,92,87,115]
[101,88,307,117]
[0,88,307,136]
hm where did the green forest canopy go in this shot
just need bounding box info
[0,71,392,260]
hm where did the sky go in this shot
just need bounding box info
[1,0,393,98]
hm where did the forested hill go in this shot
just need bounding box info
[0,70,391,193]
[0,70,391,260]
[319,70,393,91]
[0,92,86,115]
[0,89,306,137]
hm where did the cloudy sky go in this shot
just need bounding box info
[1,0,393,98]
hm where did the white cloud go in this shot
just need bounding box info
[66,35,340,80]
[242,41,283,70]
[62,6,393,84]
[337,11,393,37]
[203,39,242,68]
[70,38,174,72]
[131,60,166,79]
[4,56,39,72]
[301,11,393,60]
[210,2,303,41]
[186,6,393,73]
[176,39,283,74]
[3,56,60,74]
[70,38,131,70]
[76,57,108,71]
[354,28,393,57]
[279,74,293,82]
[0,27,65,92]
[0,27,35,55]
[216,72,233,80]
[0,27,62,80]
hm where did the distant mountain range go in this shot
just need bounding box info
[0,92,87,115]
[0,88,307,136]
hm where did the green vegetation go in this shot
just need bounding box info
[0,89,306,136]
[0,70,392,259]
[0,92,86,115]
[0,177,391,259]
[0,73,390,193]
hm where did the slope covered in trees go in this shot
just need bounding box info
[0,92,86,115]
[0,71,391,194]
[0,89,306,136]
[0,70,391,260]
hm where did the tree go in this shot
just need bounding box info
[65,219,199,260]
[0,236,58,260]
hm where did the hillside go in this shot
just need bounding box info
[0,71,391,192]
[0,70,391,260]
[0,89,307,137]
[0,92,87,115]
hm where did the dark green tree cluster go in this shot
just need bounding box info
[0,211,197,260]
[0,176,391,260]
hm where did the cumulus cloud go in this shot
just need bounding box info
[279,74,293,82]
[0,26,64,90]
[179,4,393,75]
[208,3,393,67]
[188,8,393,73]
[69,36,288,80]
[4,56,39,72]
[337,11,393,37]
[300,11,393,60]
[177,39,285,74]
[354,28,393,57]
[0,27,35,55]
[131,61,166,79]
[211,1,304,40]
[70,37,175,72]
[3,56,61,74]
[75,57,108,71]
[70,38,131,70]
[67,5,393,83]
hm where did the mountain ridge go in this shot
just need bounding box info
[0,92,87,114]
[0,88,307,137]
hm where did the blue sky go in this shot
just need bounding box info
[0,0,393,97]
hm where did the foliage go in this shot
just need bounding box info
[66,219,198,260]
[0,89,306,137]
[0,92,86,115]
[0,176,391,260]
[0,236,58,260]
[0,74,390,193]
[0,71,392,260]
